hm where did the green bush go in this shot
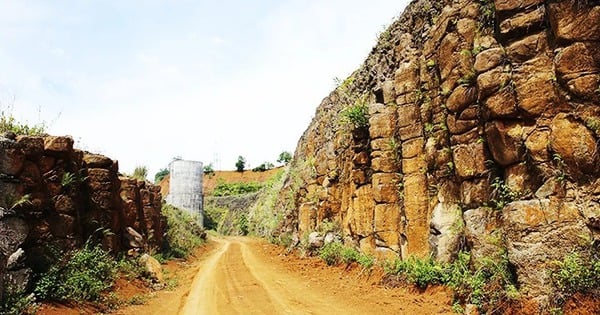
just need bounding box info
[551,253,600,300]
[340,102,369,129]
[212,181,263,196]
[318,241,375,270]
[318,241,344,266]
[162,204,205,258]
[34,243,117,302]
[0,111,47,136]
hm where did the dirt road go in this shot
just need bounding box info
[118,236,453,315]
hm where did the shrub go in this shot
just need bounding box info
[318,241,375,270]
[551,253,600,303]
[252,162,274,172]
[0,111,47,136]
[161,204,205,258]
[341,102,369,129]
[34,243,118,302]
[318,241,344,266]
[203,163,215,176]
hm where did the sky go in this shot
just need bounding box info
[0,0,409,177]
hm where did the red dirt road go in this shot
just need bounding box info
[118,236,454,315]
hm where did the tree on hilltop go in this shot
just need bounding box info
[235,156,246,172]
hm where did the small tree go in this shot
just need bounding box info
[203,163,215,176]
[154,168,169,183]
[277,151,292,164]
[235,156,246,172]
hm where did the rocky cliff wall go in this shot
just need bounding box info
[277,0,600,307]
[0,134,165,296]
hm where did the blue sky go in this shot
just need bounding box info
[0,0,409,176]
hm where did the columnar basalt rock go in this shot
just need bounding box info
[277,0,600,308]
[0,134,165,298]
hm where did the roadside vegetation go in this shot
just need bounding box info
[0,204,205,315]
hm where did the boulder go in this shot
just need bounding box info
[548,0,600,41]
[308,231,324,249]
[503,200,588,297]
[140,254,164,283]
[429,203,463,263]
[82,153,113,169]
[464,207,504,267]
[43,136,74,156]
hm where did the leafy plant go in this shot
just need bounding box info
[318,241,345,266]
[341,101,369,129]
[490,178,520,210]
[385,252,518,312]
[550,252,600,305]
[6,194,31,210]
[34,243,118,302]
[0,111,47,136]
[317,241,375,271]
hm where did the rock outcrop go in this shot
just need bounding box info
[277,0,600,309]
[0,134,165,299]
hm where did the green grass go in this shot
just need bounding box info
[550,252,600,306]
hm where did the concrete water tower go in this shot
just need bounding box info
[165,159,204,227]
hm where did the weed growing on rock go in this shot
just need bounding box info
[340,101,369,129]
[0,111,47,136]
[490,178,520,210]
[550,252,600,306]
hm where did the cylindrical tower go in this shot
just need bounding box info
[165,159,204,227]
